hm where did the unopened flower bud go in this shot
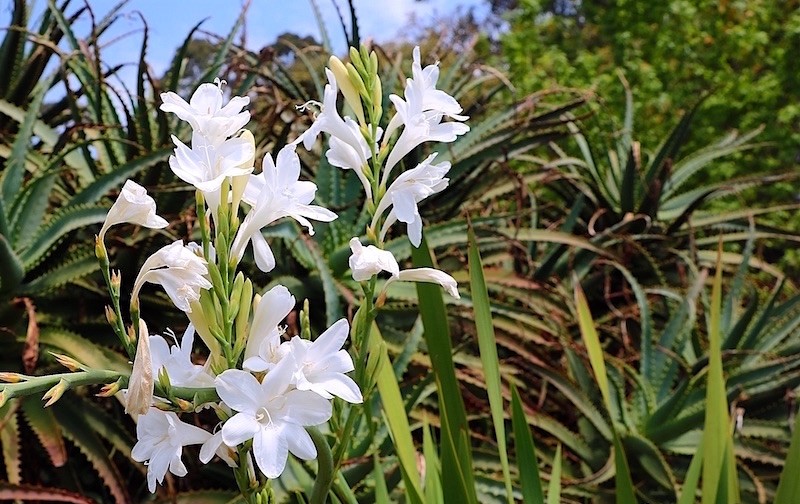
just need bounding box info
[51,353,83,372]
[329,55,366,125]
[347,62,369,102]
[96,379,123,398]
[104,305,117,326]
[95,235,108,263]
[110,270,122,297]
[157,367,172,395]
[175,398,192,412]
[43,378,69,407]
[0,390,8,409]
[127,324,137,345]
[0,372,24,383]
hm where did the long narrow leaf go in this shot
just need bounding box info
[369,325,424,503]
[468,225,513,503]
[412,237,478,504]
[511,385,545,504]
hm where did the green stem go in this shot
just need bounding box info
[0,370,220,409]
[99,259,133,358]
[0,370,123,406]
[308,427,334,504]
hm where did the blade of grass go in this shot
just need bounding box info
[774,409,800,503]
[373,455,391,504]
[546,444,562,504]
[574,281,637,503]
[422,420,444,504]
[700,242,739,504]
[677,449,703,504]
[412,237,478,504]
[511,385,545,504]
[468,225,513,503]
[369,325,424,504]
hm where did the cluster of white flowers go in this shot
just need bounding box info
[96,46,466,495]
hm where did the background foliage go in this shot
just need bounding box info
[1,0,799,502]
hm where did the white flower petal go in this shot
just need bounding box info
[252,424,289,479]
[221,412,261,447]
[285,424,317,460]
[215,370,262,413]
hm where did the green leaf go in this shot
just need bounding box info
[0,400,21,484]
[2,71,56,215]
[19,253,100,295]
[21,205,107,270]
[468,225,513,503]
[677,449,703,504]
[21,395,67,467]
[546,444,561,504]
[701,244,739,504]
[369,324,424,503]
[10,172,57,249]
[412,237,478,504]
[0,233,24,293]
[422,421,444,504]
[574,281,637,503]
[67,148,171,207]
[373,455,392,504]
[51,393,130,504]
[511,385,545,504]
[774,409,800,502]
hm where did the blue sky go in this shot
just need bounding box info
[2,0,487,81]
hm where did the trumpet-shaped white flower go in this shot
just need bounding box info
[160,80,250,140]
[131,409,211,493]
[348,238,399,281]
[296,70,376,200]
[243,285,295,372]
[125,318,155,415]
[150,326,215,388]
[382,47,469,183]
[99,180,168,242]
[347,237,460,298]
[408,46,468,121]
[168,133,254,214]
[286,319,362,403]
[394,268,460,299]
[373,153,450,247]
[132,240,212,313]
[231,145,337,272]
[216,364,331,479]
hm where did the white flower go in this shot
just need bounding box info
[296,70,376,200]
[150,326,215,388]
[382,47,469,183]
[160,80,250,140]
[131,409,211,493]
[347,238,459,298]
[348,238,399,281]
[231,144,337,272]
[373,153,450,247]
[125,318,154,415]
[168,133,254,214]
[392,268,460,299]
[199,429,236,467]
[407,46,468,121]
[99,180,168,242]
[243,285,295,372]
[132,240,212,312]
[215,364,332,479]
[286,319,362,403]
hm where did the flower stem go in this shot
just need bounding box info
[308,426,334,504]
